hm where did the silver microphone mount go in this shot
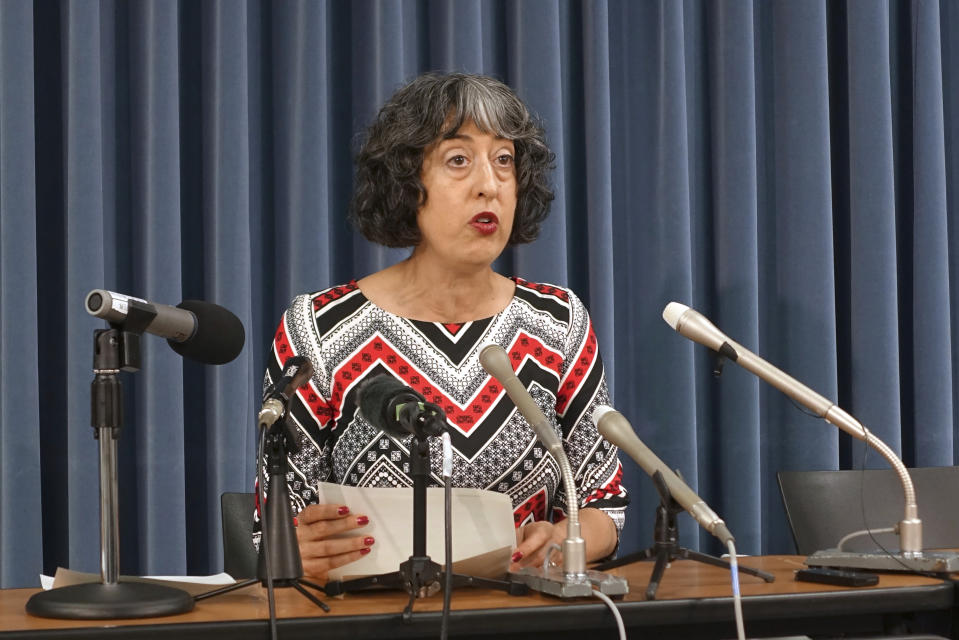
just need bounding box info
[663,302,959,572]
[479,344,628,598]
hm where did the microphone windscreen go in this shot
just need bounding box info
[168,300,245,365]
[266,355,313,402]
[662,302,689,330]
[590,404,616,429]
[358,375,423,437]
[358,376,400,428]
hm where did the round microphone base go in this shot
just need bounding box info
[26,581,194,619]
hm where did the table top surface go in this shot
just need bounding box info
[0,555,952,635]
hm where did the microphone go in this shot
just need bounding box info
[479,344,627,598]
[85,289,244,365]
[662,302,959,572]
[591,406,733,544]
[259,356,314,429]
[357,375,446,439]
[476,345,564,457]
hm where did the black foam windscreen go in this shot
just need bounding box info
[263,355,313,403]
[358,375,424,437]
[168,299,245,365]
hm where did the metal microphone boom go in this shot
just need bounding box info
[479,344,627,597]
[663,302,959,572]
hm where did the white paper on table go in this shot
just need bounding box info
[315,483,516,581]
[44,568,235,595]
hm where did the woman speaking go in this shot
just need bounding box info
[255,72,628,582]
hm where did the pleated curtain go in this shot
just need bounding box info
[1,0,957,588]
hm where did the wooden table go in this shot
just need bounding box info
[0,555,953,639]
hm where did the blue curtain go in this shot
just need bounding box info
[1,0,957,588]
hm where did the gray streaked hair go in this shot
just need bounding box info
[350,72,555,248]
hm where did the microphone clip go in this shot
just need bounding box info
[711,353,726,377]
[711,342,740,378]
[112,298,159,335]
[391,394,446,439]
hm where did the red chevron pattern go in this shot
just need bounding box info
[556,322,599,416]
[312,282,358,311]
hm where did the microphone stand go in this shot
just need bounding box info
[664,302,959,573]
[27,325,194,619]
[324,406,526,622]
[594,471,773,600]
[477,344,628,599]
[194,415,329,611]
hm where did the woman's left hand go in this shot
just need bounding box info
[510,507,618,572]
[510,520,567,571]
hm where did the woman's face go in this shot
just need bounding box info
[413,120,517,269]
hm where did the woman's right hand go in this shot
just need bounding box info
[295,504,374,582]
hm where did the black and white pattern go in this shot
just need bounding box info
[253,278,628,543]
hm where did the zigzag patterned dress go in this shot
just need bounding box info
[254,278,628,542]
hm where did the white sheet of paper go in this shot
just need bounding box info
[315,483,516,581]
[46,569,235,595]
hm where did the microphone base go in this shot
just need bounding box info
[806,549,959,573]
[509,567,628,599]
[25,581,194,619]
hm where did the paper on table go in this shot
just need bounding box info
[315,483,516,581]
[45,568,235,596]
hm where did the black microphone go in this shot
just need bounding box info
[85,289,245,365]
[358,375,446,439]
[259,356,314,429]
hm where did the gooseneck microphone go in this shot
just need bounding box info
[662,302,959,572]
[357,375,446,439]
[591,406,733,544]
[477,346,565,457]
[85,289,244,365]
[259,356,314,429]
[479,344,627,598]
[663,302,871,437]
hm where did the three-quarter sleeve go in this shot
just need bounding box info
[553,290,629,535]
[252,296,336,546]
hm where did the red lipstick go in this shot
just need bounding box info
[470,212,499,235]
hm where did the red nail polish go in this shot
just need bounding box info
[337,506,350,516]
[511,551,523,563]
[292,516,299,527]
[356,515,369,526]
[364,536,375,546]
[360,547,371,555]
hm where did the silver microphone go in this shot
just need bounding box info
[661,301,959,572]
[664,303,841,420]
[478,345,565,457]
[479,344,627,598]
[85,289,245,365]
[259,356,314,429]
[592,405,733,544]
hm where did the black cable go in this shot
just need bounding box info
[855,435,930,573]
[256,427,279,640]
[857,434,880,549]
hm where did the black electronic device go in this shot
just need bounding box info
[795,567,879,587]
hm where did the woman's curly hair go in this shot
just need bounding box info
[349,72,555,248]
